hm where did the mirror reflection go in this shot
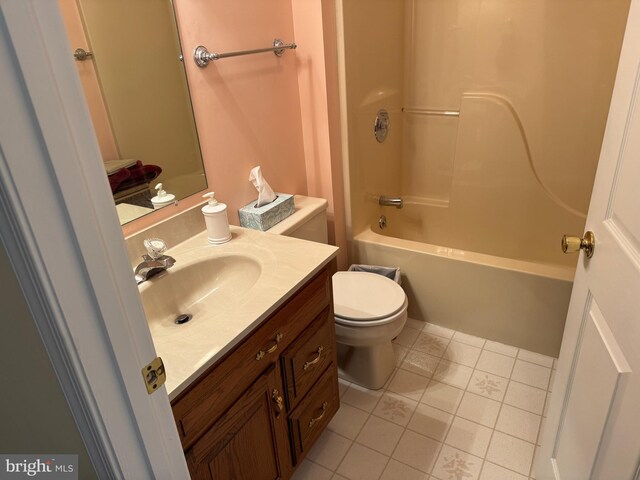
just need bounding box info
[59,0,207,225]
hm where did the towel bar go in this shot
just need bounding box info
[194,38,297,67]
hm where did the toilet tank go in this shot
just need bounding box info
[267,195,328,244]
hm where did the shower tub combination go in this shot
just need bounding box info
[352,93,584,357]
[338,0,630,356]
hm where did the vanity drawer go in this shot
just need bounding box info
[288,364,339,465]
[281,307,335,410]
[172,267,330,449]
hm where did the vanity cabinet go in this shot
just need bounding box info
[171,264,339,479]
[185,365,287,479]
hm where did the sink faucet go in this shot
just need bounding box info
[135,238,175,285]
[135,254,175,285]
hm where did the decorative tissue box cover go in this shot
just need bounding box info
[238,193,294,231]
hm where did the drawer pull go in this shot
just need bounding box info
[256,332,283,360]
[303,345,325,370]
[272,389,284,417]
[308,401,328,428]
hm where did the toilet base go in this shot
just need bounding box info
[336,341,396,390]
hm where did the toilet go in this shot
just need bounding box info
[269,195,408,389]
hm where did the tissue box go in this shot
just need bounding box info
[238,193,294,231]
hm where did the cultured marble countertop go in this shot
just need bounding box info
[140,226,338,401]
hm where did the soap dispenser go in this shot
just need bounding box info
[202,192,231,244]
[151,183,176,209]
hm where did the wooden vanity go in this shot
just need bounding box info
[170,263,339,479]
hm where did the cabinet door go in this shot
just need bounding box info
[186,365,289,480]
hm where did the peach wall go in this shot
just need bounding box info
[291,0,347,269]
[171,0,307,226]
[322,0,349,271]
[122,0,347,256]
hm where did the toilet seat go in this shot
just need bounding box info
[333,271,408,327]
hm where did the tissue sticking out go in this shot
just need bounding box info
[239,166,294,231]
[249,166,277,207]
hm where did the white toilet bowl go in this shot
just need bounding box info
[332,271,408,390]
[265,195,409,390]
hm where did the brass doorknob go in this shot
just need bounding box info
[561,231,595,258]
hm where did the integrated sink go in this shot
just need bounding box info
[139,254,262,330]
[131,226,338,398]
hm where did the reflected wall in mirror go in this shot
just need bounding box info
[59,0,207,225]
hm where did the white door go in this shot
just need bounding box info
[0,1,189,477]
[535,1,640,479]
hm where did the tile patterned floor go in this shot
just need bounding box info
[292,320,557,480]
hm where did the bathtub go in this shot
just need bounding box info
[352,227,574,357]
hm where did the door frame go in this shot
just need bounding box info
[0,1,189,477]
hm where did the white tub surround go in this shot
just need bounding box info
[139,225,338,399]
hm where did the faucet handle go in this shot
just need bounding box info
[143,238,167,260]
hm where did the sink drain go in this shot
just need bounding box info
[175,313,193,325]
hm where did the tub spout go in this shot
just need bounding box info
[379,196,403,209]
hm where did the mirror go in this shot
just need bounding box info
[58,0,207,225]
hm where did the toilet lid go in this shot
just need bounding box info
[332,271,407,322]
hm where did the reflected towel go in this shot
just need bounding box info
[108,160,162,193]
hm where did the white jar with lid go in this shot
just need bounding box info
[202,192,232,244]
